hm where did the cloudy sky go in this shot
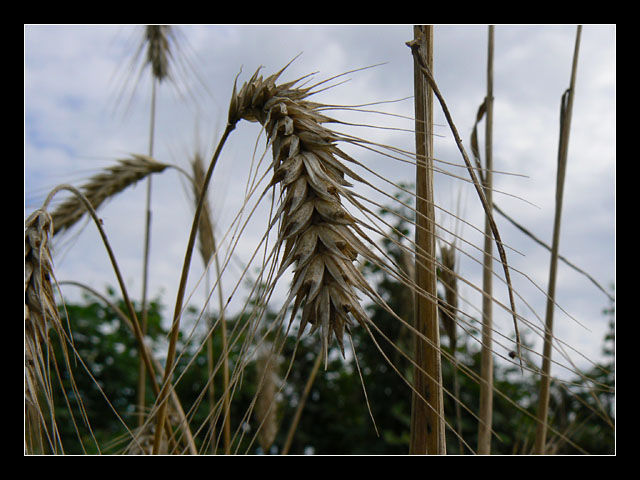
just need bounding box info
[25,25,615,378]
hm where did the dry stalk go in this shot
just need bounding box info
[534,25,582,455]
[50,154,169,236]
[408,25,445,455]
[478,25,495,455]
[281,353,323,454]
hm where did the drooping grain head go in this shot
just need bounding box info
[50,154,168,236]
[24,209,61,424]
[230,67,378,360]
[144,25,172,82]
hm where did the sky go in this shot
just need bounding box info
[24,25,615,379]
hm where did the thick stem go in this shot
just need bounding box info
[408,25,446,455]
[478,25,495,455]
[535,25,582,455]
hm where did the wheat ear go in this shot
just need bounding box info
[50,154,169,235]
[24,209,63,452]
[230,65,381,365]
[143,25,173,82]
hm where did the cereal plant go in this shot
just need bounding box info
[24,24,615,455]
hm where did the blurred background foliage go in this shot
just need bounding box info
[47,194,615,455]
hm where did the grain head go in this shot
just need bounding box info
[144,25,173,83]
[190,152,216,266]
[230,66,379,362]
[50,154,168,236]
[24,209,62,445]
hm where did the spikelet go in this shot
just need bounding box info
[230,65,379,362]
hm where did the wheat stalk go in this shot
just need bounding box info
[49,154,169,236]
[478,25,495,455]
[535,25,583,455]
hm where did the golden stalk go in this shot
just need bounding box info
[478,24,495,455]
[408,25,446,455]
[534,25,582,455]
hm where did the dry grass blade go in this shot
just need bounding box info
[50,154,169,236]
[478,25,495,455]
